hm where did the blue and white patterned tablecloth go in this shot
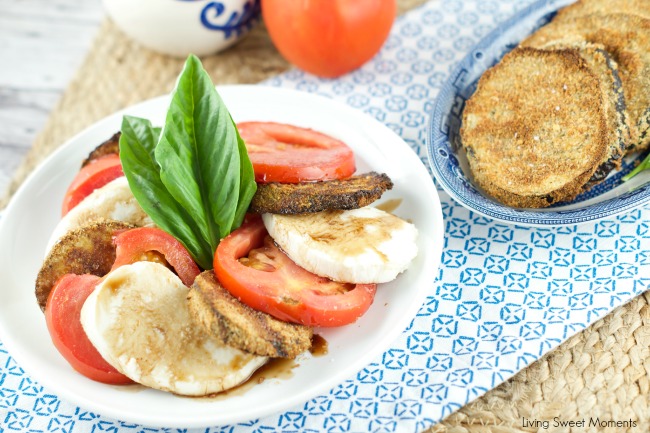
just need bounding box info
[3,0,650,432]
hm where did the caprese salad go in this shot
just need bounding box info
[36,55,418,396]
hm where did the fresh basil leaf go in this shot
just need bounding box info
[119,115,214,269]
[156,54,242,243]
[622,153,650,182]
[232,115,257,230]
[119,55,257,269]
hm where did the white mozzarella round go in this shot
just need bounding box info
[263,207,418,284]
[80,261,267,396]
[46,177,154,253]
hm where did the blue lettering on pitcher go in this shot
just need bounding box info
[177,0,261,38]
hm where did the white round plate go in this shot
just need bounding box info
[427,0,650,227]
[0,86,444,428]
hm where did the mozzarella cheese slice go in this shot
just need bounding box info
[46,177,154,254]
[80,261,267,396]
[263,207,418,284]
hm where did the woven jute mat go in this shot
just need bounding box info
[3,1,650,431]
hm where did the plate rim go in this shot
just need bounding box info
[0,84,444,427]
[425,0,650,227]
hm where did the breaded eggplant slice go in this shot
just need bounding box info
[461,47,609,208]
[81,132,120,167]
[523,13,650,151]
[542,41,632,186]
[35,220,135,312]
[250,172,393,214]
[553,0,650,22]
[188,271,313,358]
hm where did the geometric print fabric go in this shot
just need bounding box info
[2,0,650,432]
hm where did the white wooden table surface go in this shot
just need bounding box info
[0,0,103,200]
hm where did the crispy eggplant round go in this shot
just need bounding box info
[35,220,134,312]
[188,271,313,358]
[81,132,121,168]
[250,171,393,214]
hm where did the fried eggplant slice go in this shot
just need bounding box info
[35,220,135,312]
[553,0,650,22]
[188,271,313,358]
[81,132,121,168]
[461,47,610,208]
[523,13,650,151]
[541,41,633,186]
[250,172,393,214]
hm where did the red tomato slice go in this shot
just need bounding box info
[45,274,132,384]
[112,227,201,286]
[62,154,123,216]
[214,215,376,327]
[237,122,356,183]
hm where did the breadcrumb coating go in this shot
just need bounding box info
[461,48,608,208]
[35,220,134,311]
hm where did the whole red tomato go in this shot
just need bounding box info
[262,0,397,78]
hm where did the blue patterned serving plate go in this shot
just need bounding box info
[427,0,650,227]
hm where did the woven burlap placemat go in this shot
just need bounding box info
[3,2,649,431]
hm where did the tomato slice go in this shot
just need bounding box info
[45,274,132,384]
[237,122,356,183]
[214,215,376,327]
[62,154,123,216]
[112,227,201,286]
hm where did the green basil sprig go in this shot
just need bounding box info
[622,153,650,182]
[119,54,256,269]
